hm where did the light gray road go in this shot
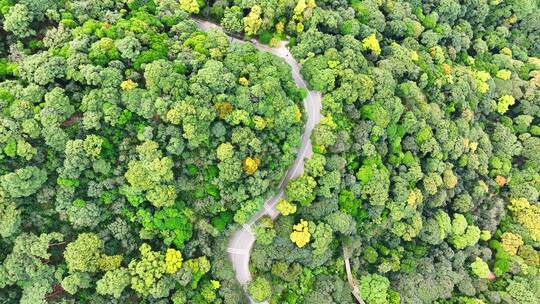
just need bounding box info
[193,19,322,303]
[343,247,366,304]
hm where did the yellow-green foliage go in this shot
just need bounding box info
[501,232,523,255]
[128,243,168,297]
[290,219,311,247]
[253,115,267,130]
[96,268,131,298]
[496,69,511,80]
[508,198,540,242]
[474,70,490,94]
[124,140,176,207]
[120,79,138,91]
[276,199,297,216]
[471,257,490,279]
[497,95,515,114]
[180,0,200,14]
[442,169,458,189]
[164,248,183,274]
[451,214,481,250]
[243,6,263,36]
[185,256,211,274]
[0,199,20,238]
[64,233,109,273]
[362,33,381,55]
[239,77,249,86]
[518,245,539,266]
[480,230,491,241]
[216,142,234,161]
[82,134,103,158]
[97,254,123,272]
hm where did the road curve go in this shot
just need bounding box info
[193,19,322,303]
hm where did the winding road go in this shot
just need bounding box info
[192,19,337,303]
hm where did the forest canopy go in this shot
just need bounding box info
[0,0,540,304]
[0,0,305,302]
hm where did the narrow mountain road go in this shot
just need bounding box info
[192,19,323,303]
[343,247,366,304]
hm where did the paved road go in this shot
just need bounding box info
[193,19,322,303]
[343,247,366,304]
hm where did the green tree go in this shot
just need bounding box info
[470,258,491,279]
[305,153,326,177]
[0,233,63,304]
[61,272,92,295]
[216,142,234,161]
[325,211,356,235]
[286,175,317,206]
[311,222,333,256]
[221,6,244,33]
[1,166,47,198]
[4,4,33,38]
[128,243,173,298]
[64,233,121,273]
[360,274,391,304]
[254,216,276,245]
[0,199,21,238]
[96,268,131,298]
[124,140,176,208]
[248,277,271,302]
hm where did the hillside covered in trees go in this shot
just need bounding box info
[0,0,539,304]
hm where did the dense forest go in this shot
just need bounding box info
[0,0,539,304]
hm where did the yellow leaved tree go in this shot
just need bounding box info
[243,157,260,175]
[243,6,263,36]
[362,33,381,55]
[165,248,183,274]
[290,219,311,248]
